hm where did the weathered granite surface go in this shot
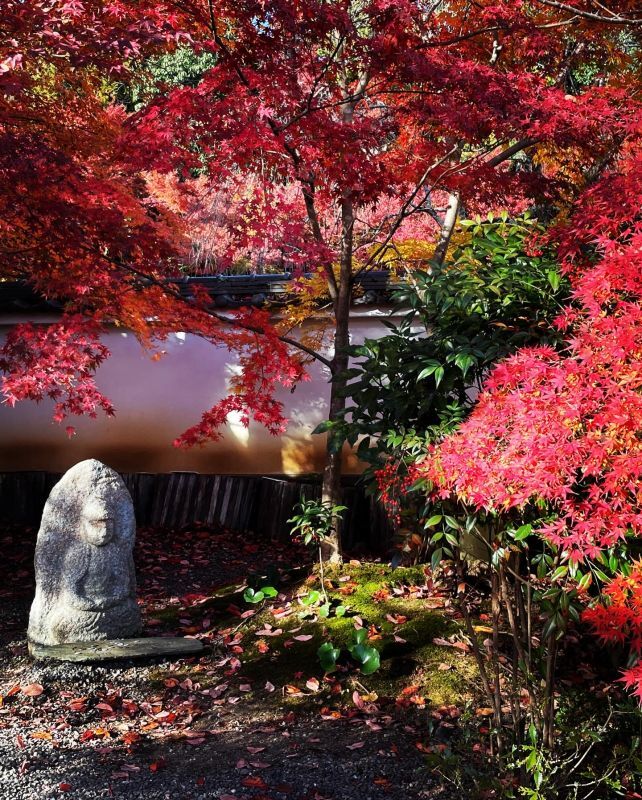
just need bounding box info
[29,637,204,662]
[27,459,142,646]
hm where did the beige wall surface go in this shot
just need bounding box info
[0,310,401,475]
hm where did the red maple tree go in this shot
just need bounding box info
[421,125,642,692]
[2,0,640,558]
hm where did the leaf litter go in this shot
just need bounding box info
[0,522,461,799]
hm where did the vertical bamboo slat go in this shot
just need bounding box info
[0,471,393,552]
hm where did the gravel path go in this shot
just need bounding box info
[0,655,454,800]
[0,525,457,800]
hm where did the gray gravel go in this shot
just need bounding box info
[0,524,456,800]
[0,652,453,800]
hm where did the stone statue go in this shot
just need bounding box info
[28,459,142,647]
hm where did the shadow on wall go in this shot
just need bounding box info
[0,311,393,474]
[0,329,335,474]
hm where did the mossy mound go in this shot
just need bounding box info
[142,562,477,713]
[235,562,477,708]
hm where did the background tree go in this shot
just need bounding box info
[129,0,636,559]
[2,0,640,560]
[0,1,305,437]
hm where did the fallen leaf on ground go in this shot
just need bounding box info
[433,637,470,652]
[242,776,268,789]
[255,628,283,637]
[31,730,53,740]
[21,683,44,697]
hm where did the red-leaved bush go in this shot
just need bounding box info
[420,126,642,693]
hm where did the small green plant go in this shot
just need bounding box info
[317,640,341,672]
[288,498,347,547]
[289,498,347,603]
[298,589,347,619]
[300,589,322,606]
[348,628,380,675]
[317,629,381,675]
[243,585,278,604]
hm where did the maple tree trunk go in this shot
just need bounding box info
[433,192,460,266]
[320,190,354,563]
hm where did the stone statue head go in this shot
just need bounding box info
[81,498,115,547]
[39,459,136,549]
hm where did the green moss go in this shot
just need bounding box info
[233,563,475,707]
[145,563,477,711]
[146,606,180,624]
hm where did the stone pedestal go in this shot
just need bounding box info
[29,637,204,662]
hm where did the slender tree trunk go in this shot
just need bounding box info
[318,72,364,563]
[320,189,354,563]
[433,192,460,266]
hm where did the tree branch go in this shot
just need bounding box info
[354,146,459,276]
[78,246,334,369]
[486,136,540,167]
[533,0,642,25]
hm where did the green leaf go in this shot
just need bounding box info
[454,353,475,377]
[592,567,610,583]
[525,749,538,772]
[311,420,333,435]
[547,269,561,291]
[352,628,368,646]
[551,565,568,582]
[317,641,341,673]
[359,646,381,675]
[425,514,443,527]
[349,642,381,675]
[528,723,537,745]
[513,524,532,541]
[577,573,592,592]
[417,364,439,381]
[444,531,459,548]
[301,590,320,606]
[243,588,265,604]
[542,615,559,640]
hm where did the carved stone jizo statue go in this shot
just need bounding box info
[28,459,142,647]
